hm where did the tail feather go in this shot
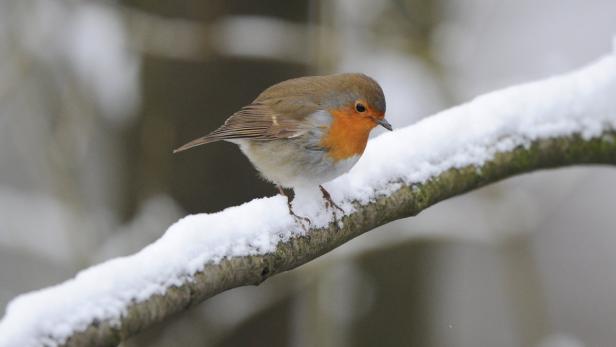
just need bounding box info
[173,135,221,153]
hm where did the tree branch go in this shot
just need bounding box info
[1,52,616,346]
[64,132,616,347]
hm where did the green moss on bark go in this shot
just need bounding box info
[62,132,616,347]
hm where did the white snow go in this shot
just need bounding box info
[1,50,616,346]
[325,51,616,208]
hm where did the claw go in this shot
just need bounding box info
[277,186,311,230]
[319,185,344,221]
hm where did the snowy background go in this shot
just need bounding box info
[1,1,616,346]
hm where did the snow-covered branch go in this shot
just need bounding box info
[2,51,616,346]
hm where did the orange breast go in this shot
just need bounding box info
[319,107,375,161]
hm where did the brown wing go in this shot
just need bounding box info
[173,74,373,153]
[206,102,304,140]
[173,98,318,153]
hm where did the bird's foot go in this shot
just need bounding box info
[319,185,344,222]
[277,186,311,230]
[290,211,312,230]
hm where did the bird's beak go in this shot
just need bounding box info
[376,118,393,131]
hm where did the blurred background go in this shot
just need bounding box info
[1,0,616,346]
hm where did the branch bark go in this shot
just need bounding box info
[3,51,615,346]
[64,131,616,346]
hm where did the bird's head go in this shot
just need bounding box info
[323,73,391,132]
[309,73,391,161]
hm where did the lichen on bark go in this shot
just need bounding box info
[59,131,616,347]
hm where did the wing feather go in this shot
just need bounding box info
[174,100,316,152]
[205,102,304,141]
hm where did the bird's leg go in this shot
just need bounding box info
[319,185,344,218]
[277,185,311,228]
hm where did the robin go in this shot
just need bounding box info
[174,73,391,224]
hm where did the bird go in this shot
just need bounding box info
[174,73,391,225]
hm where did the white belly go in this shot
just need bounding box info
[234,139,360,188]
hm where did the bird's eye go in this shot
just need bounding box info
[355,102,366,113]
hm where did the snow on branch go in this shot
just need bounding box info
[2,51,616,347]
